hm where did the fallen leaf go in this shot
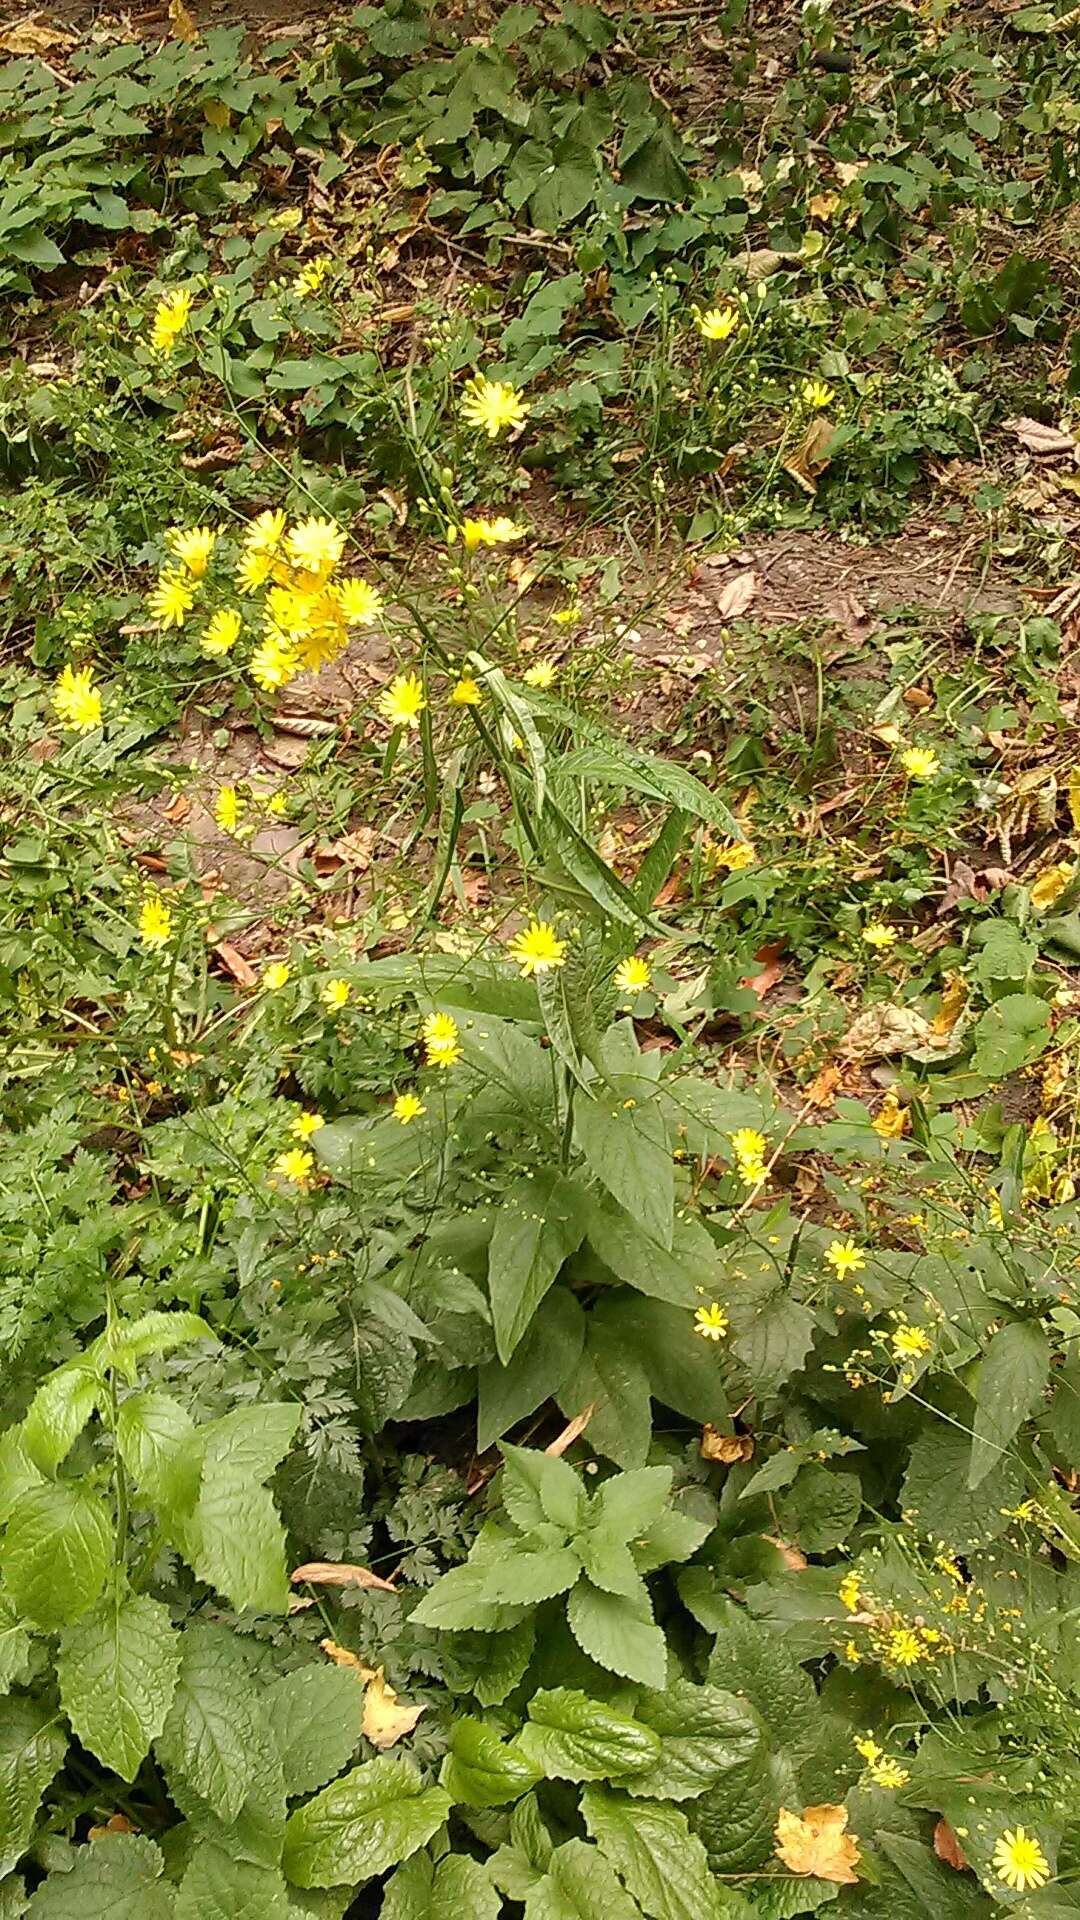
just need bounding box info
[741,941,785,1001]
[1006,415,1077,457]
[163,792,191,823]
[774,1806,861,1886]
[783,416,834,494]
[169,0,199,41]
[806,1063,841,1108]
[872,723,903,747]
[320,1639,373,1673]
[902,685,933,710]
[652,869,686,907]
[808,191,839,221]
[0,16,75,53]
[764,1534,808,1571]
[934,1819,970,1872]
[362,1667,426,1749]
[203,98,231,129]
[931,971,968,1036]
[937,860,983,915]
[840,1003,937,1062]
[714,570,760,620]
[701,1426,754,1464]
[545,1406,595,1456]
[292,1560,398,1593]
[1030,860,1075,910]
[88,1814,137,1841]
[211,940,258,988]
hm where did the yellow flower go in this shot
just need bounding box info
[138,893,172,951]
[285,515,347,578]
[885,1627,925,1667]
[322,977,351,1010]
[421,1010,462,1071]
[334,577,384,626]
[149,569,196,630]
[868,1757,909,1790]
[214,785,243,834]
[992,1827,1050,1894]
[272,1147,314,1187]
[393,1092,426,1125]
[900,745,940,780]
[862,921,897,949]
[460,374,529,439]
[838,1572,861,1612]
[615,955,652,993]
[244,508,288,554]
[262,961,290,991]
[265,791,288,817]
[150,287,193,354]
[450,676,482,706]
[166,525,216,577]
[379,672,427,729]
[236,548,275,593]
[694,1302,729,1341]
[507,918,568,977]
[290,1110,325,1139]
[891,1323,930,1359]
[871,1090,909,1140]
[693,304,740,342]
[1003,1499,1039,1523]
[249,631,301,691]
[292,254,333,298]
[551,604,583,627]
[706,838,756,872]
[853,1735,882,1765]
[461,515,527,549]
[202,608,242,656]
[801,378,835,410]
[52,665,102,733]
[729,1127,768,1187]
[523,660,556,689]
[825,1238,866,1280]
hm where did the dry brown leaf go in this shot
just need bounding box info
[292,1560,398,1593]
[764,1534,808,1571]
[805,1064,841,1109]
[774,1805,861,1885]
[840,1003,937,1063]
[0,16,75,53]
[545,1406,595,1457]
[714,570,760,620]
[320,1639,374,1674]
[741,940,785,1001]
[362,1667,426,1749]
[934,1818,970,1872]
[931,972,968,1036]
[163,793,191,823]
[1006,415,1077,458]
[701,1426,754,1464]
[783,416,834,495]
[88,1813,137,1841]
[169,0,199,41]
[211,940,258,989]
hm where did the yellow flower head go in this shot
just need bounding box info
[853,1734,883,1765]
[900,745,940,781]
[290,1110,325,1139]
[52,665,102,733]
[272,1147,314,1188]
[333,577,384,627]
[460,374,529,440]
[322,977,351,1010]
[862,921,897,949]
[552,604,583,627]
[285,516,347,578]
[523,661,556,689]
[869,1757,910,1790]
[421,1010,462,1071]
[150,287,193,354]
[166,525,216,577]
[393,1092,426,1125]
[462,515,527,550]
[244,508,288,555]
[615,955,652,994]
[262,961,290,991]
[731,1127,767,1162]
[249,630,301,691]
[838,1572,861,1612]
[138,893,172,951]
[265,791,288,817]
[202,608,242,656]
[292,255,334,298]
[149,569,196,630]
[891,1323,930,1359]
[693,304,740,342]
[214,785,243,834]
[801,378,835,410]
[450,675,482,707]
[379,672,427,730]
[507,918,568,978]
[236,547,275,594]
[992,1827,1050,1894]
[885,1627,925,1667]
[694,1302,729,1341]
[825,1237,866,1280]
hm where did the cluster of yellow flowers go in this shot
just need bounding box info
[836,1569,950,1673]
[852,1732,910,1791]
[730,1126,768,1188]
[271,1108,325,1190]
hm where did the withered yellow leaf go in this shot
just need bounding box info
[292,1560,398,1593]
[1030,861,1074,911]
[1068,767,1080,832]
[931,972,968,1037]
[168,0,199,42]
[361,1667,425,1749]
[774,1805,861,1885]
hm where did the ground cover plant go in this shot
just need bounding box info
[2,0,1080,1913]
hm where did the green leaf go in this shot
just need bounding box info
[57,1593,180,1782]
[703,1599,818,1752]
[0,1873,27,1919]
[175,1840,290,1919]
[282,1756,451,1891]
[0,1434,43,1527]
[901,1423,1024,1551]
[581,1197,701,1307]
[103,1311,215,1378]
[477,1289,586,1451]
[589,1467,672,1542]
[411,1544,581,1629]
[114,1391,199,1516]
[627,1681,764,1802]
[185,1406,300,1615]
[382,1851,503,1920]
[554,740,736,837]
[557,1316,652,1468]
[7,231,64,268]
[517,1690,660,1784]
[731,1296,816,1398]
[971,993,1051,1078]
[969,1320,1050,1488]
[574,1088,673,1249]
[25,1836,173,1919]
[529,139,598,231]
[582,1790,728,1920]
[265,1666,362,1799]
[488,1173,589,1364]
[0,1699,67,1880]
[590,1294,727,1427]
[20,1363,101,1475]
[524,1839,644,1920]
[540,799,653,930]
[155,1622,263,1824]
[195,1405,301,1485]
[4,1482,112,1630]
[440,1718,543,1807]
[501,1446,586,1534]
[775,1466,861,1554]
[566,1580,667,1688]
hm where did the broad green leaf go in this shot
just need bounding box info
[582,1790,728,1920]
[0,1597,31,1698]
[589,1467,672,1542]
[440,1718,543,1807]
[195,1404,301,1486]
[184,1405,299,1616]
[24,1834,172,1919]
[704,1599,817,1752]
[540,798,653,930]
[523,1838,643,1920]
[166,1719,286,1872]
[627,1681,764,1803]
[411,1544,580,1629]
[517,1690,660,1784]
[488,1172,588,1364]
[175,1840,290,1920]
[155,1622,263,1823]
[20,1363,101,1475]
[114,1391,199,1516]
[558,1317,652,1469]
[282,1756,451,1891]
[971,993,1051,1078]
[969,1320,1050,1488]
[265,1665,362,1799]
[103,1311,215,1378]
[574,1088,673,1249]
[731,1296,816,1398]
[0,1874,27,1918]
[589,1294,727,1427]
[4,1482,112,1630]
[501,1445,586,1534]
[477,1289,586,1451]
[580,1197,700,1307]
[631,1505,713,1575]
[0,1699,67,1879]
[457,1011,553,1118]
[57,1592,180,1782]
[901,1423,1023,1552]
[566,1580,667,1687]
[775,1466,861,1554]
[383,1850,503,1919]
[0,1434,43,1527]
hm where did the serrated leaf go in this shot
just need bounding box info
[265,1665,362,1798]
[4,1482,112,1630]
[524,1838,644,1919]
[582,1790,727,1920]
[901,1424,1023,1552]
[440,1718,543,1807]
[557,1318,652,1469]
[590,1293,727,1426]
[580,1197,700,1307]
[554,740,736,836]
[627,1681,764,1803]
[0,1699,67,1880]
[501,1445,586,1534]
[775,1466,861,1554]
[197,1404,301,1485]
[411,1545,580,1629]
[382,1850,504,1920]
[57,1593,179,1782]
[167,1720,286,1871]
[969,1320,1050,1488]
[518,1691,660,1784]
[488,1172,588,1364]
[589,1467,672,1542]
[20,1363,101,1475]
[184,1411,296,1614]
[175,1839,290,1920]
[104,1311,215,1378]
[575,1090,673,1249]
[478,1288,586,1451]
[25,1834,172,1919]
[731,1296,816,1398]
[155,1622,262,1823]
[0,1434,43,1527]
[566,1580,667,1687]
[704,1599,817,1753]
[282,1755,451,1891]
[114,1391,199,1516]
